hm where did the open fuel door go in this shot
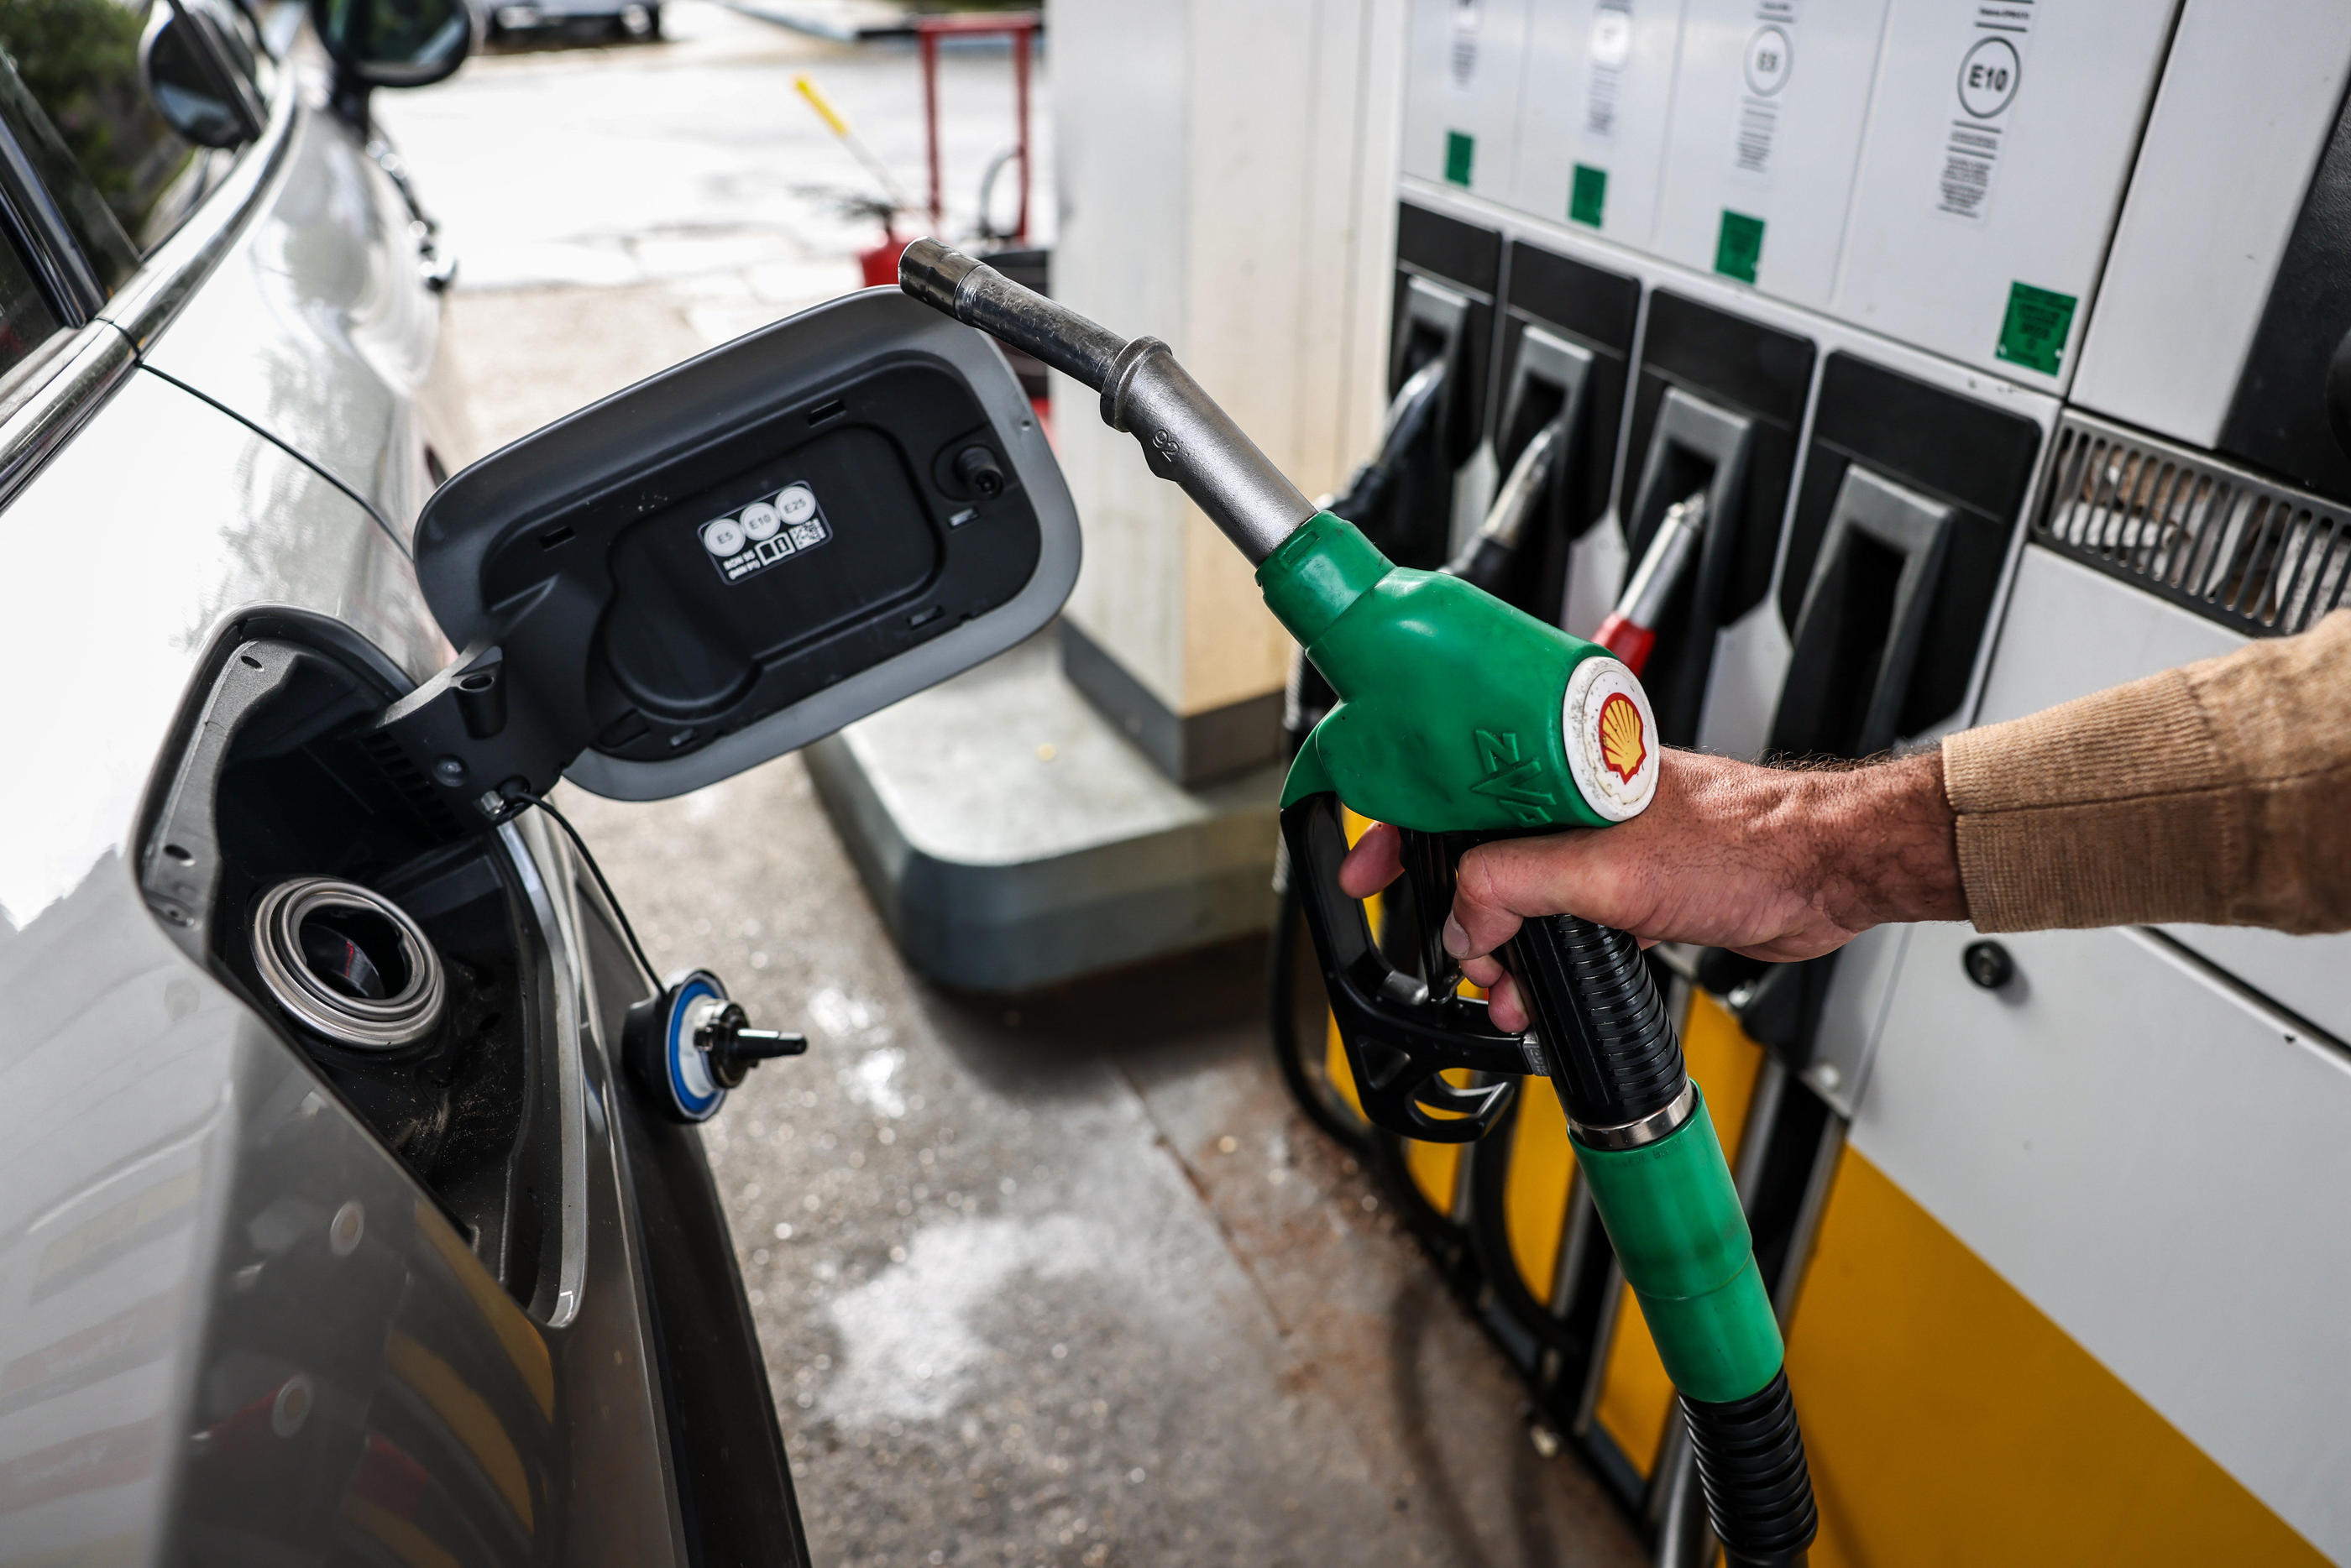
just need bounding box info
[378,290,1079,818]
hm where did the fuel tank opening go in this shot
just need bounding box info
[250,876,447,1050]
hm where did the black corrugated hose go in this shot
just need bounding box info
[1508,914,1817,1568]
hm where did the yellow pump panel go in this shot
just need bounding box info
[1317,809,1385,1122]
[1502,1074,1575,1301]
[1403,1089,1470,1214]
[1323,1012,1367,1121]
[1590,991,1766,1477]
[1786,1147,2328,1568]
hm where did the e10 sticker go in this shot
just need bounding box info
[701,482,832,583]
[1935,5,2036,224]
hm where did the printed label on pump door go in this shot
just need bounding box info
[1583,1,1632,144]
[1563,656,1659,821]
[1934,3,2035,224]
[1729,3,1795,183]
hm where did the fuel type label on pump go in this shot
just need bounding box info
[1935,3,2034,223]
[1728,2,1794,182]
[699,482,832,583]
[1450,0,1484,87]
[1583,2,1632,144]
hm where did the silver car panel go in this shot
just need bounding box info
[134,75,457,544]
[0,81,708,1562]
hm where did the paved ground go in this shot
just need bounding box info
[383,13,1646,1565]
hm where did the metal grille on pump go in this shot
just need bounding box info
[2034,413,2351,637]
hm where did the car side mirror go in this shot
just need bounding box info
[377,287,1079,815]
[142,0,267,148]
[310,0,473,89]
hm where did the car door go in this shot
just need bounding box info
[0,16,707,1564]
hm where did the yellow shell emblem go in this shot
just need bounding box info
[1597,691,1647,784]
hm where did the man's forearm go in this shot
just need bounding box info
[1943,608,2351,933]
[1814,750,1967,932]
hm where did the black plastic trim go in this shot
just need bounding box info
[1500,239,1639,561]
[1505,240,1637,355]
[1620,292,1814,693]
[1397,200,1502,296]
[1777,354,2040,740]
[612,1086,814,1567]
[587,909,813,1567]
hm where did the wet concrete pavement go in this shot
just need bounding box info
[390,11,1647,1564]
[551,750,1641,1568]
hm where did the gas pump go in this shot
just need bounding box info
[1697,353,2045,1057]
[1357,2,2351,1562]
[1581,349,2048,1558]
[902,239,1819,1567]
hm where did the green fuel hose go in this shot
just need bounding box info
[1510,918,1816,1563]
[1260,515,1817,1565]
[900,242,1816,1566]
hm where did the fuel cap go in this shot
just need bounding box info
[624,970,806,1123]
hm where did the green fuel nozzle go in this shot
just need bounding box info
[901,242,1816,1566]
[898,238,1657,832]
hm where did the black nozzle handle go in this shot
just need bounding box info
[901,238,1317,563]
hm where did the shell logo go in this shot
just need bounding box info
[1597,690,1647,784]
[1562,656,1657,822]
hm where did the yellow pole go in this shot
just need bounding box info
[792,74,915,216]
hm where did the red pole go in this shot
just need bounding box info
[1012,22,1032,244]
[921,29,942,233]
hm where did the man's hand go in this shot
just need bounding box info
[1336,749,1966,1032]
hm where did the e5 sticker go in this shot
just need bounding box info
[1563,656,1658,823]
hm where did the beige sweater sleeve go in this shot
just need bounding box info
[1940,608,2351,934]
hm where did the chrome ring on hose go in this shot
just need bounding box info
[1569,1079,1698,1152]
[249,877,445,1050]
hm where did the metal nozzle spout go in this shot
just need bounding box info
[1620,493,1707,630]
[898,237,1127,390]
[898,238,1317,563]
[897,237,979,316]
